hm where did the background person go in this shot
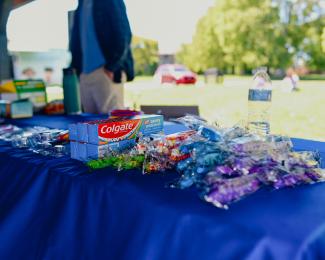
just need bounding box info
[70,0,134,114]
[44,67,54,85]
[22,67,36,80]
[283,68,300,92]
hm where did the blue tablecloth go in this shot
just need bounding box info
[0,115,324,260]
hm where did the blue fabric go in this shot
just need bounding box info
[0,115,324,260]
[80,0,105,74]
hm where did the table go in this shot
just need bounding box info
[0,115,324,260]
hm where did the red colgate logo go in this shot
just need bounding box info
[98,119,141,139]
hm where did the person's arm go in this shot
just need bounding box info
[93,0,132,73]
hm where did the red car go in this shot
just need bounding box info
[154,64,197,85]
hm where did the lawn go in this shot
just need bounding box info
[125,76,325,141]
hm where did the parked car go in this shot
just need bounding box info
[154,64,197,85]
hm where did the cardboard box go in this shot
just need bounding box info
[0,99,33,119]
[0,80,47,110]
[69,115,163,145]
[68,124,78,141]
[87,115,164,145]
[69,115,163,161]
[71,139,136,161]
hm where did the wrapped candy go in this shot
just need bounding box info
[258,151,325,189]
[141,130,197,174]
[203,174,262,209]
[167,118,325,209]
[87,153,145,171]
[197,125,221,142]
[165,130,196,148]
[173,115,207,131]
[221,126,247,141]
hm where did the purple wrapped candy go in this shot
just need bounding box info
[215,165,235,177]
[203,174,262,209]
[266,168,325,189]
[212,156,260,178]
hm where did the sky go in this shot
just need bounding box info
[7,0,214,53]
[124,0,215,53]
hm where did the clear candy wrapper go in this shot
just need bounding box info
[172,115,207,131]
[141,130,196,174]
[0,124,70,157]
[258,151,325,189]
[203,174,262,209]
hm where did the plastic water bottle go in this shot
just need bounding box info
[247,69,272,135]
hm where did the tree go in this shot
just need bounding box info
[132,36,159,76]
[177,0,325,74]
[177,0,291,74]
[322,27,325,52]
[284,0,325,71]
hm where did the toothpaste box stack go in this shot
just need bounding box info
[69,114,164,161]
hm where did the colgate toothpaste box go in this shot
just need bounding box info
[69,115,163,161]
[70,141,88,161]
[71,139,137,161]
[76,119,108,143]
[70,141,78,160]
[77,122,89,143]
[69,124,78,141]
[87,139,136,160]
[87,115,163,145]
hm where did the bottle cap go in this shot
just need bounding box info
[63,67,76,75]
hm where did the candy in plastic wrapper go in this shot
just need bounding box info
[261,167,325,190]
[53,145,68,158]
[169,174,196,189]
[197,125,221,142]
[258,150,325,189]
[221,126,247,142]
[179,139,206,155]
[143,155,168,174]
[292,151,321,167]
[213,157,255,178]
[203,174,262,209]
[165,130,196,148]
[266,135,293,152]
[170,148,191,162]
[140,131,197,174]
[11,135,29,148]
[0,125,15,135]
[87,153,145,171]
[176,157,194,172]
[195,151,230,175]
[0,126,23,141]
[173,115,207,131]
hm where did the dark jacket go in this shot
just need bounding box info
[70,0,134,83]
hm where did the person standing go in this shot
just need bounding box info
[70,0,134,114]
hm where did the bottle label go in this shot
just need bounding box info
[248,89,272,101]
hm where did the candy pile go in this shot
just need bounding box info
[88,115,324,209]
[0,124,69,157]
[1,115,324,210]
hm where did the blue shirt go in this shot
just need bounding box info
[80,0,106,74]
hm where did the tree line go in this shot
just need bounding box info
[176,0,325,74]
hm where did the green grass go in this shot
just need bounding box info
[300,74,325,81]
[125,76,325,141]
